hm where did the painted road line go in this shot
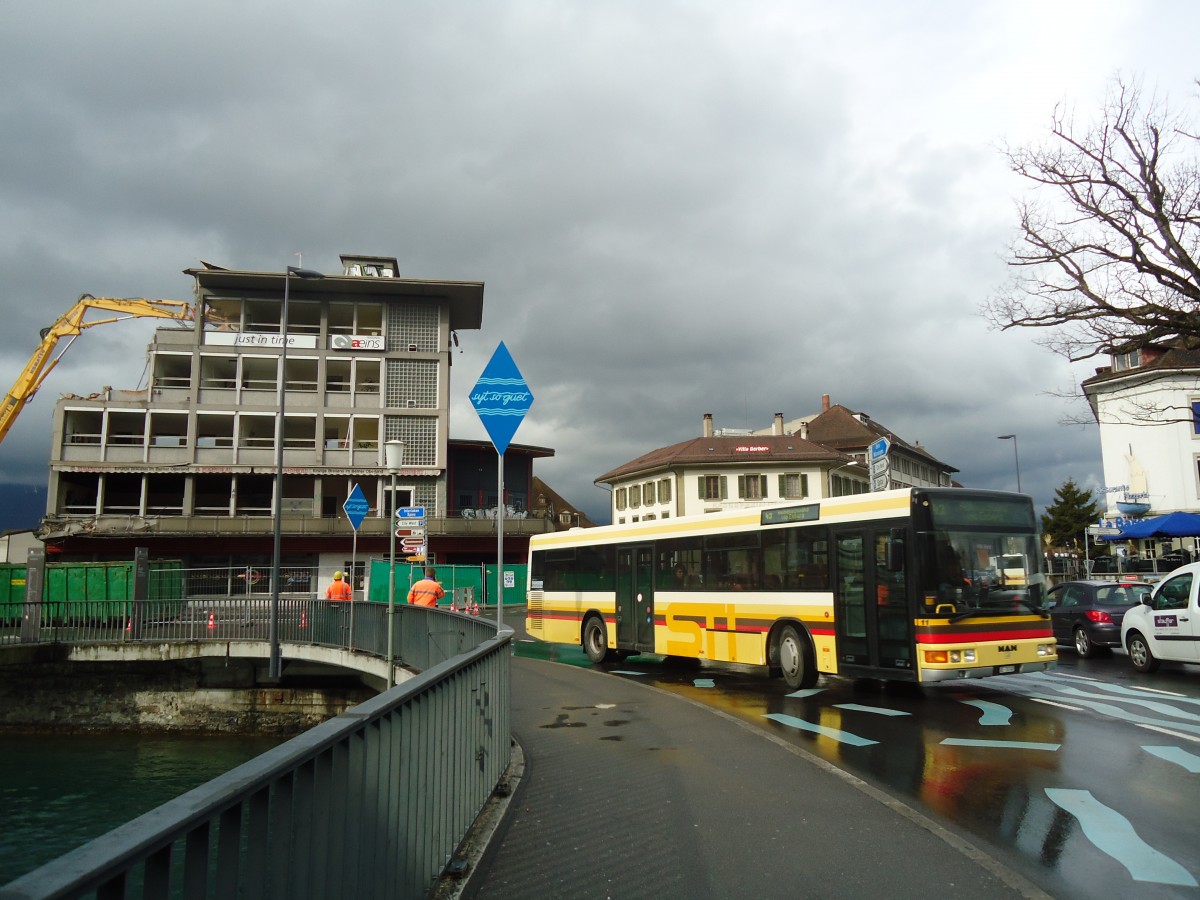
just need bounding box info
[1142,745,1200,773]
[610,670,647,676]
[1136,723,1200,744]
[1050,685,1200,723]
[960,698,1014,725]
[1041,672,1192,700]
[1029,698,1086,712]
[941,738,1060,751]
[833,703,909,716]
[763,713,878,746]
[785,688,824,699]
[1045,788,1197,887]
[1026,694,1200,737]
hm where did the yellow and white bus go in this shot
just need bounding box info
[525,487,1056,687]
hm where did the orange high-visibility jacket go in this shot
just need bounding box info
[325,580,353,601]
[407,578,445,607]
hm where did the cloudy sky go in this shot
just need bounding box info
[1,1,1196,524]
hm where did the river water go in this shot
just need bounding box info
[0,731,285,885]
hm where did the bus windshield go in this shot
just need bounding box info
[918,529,1046,615]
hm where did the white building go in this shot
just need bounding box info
[596,413,861,523]
[1083,340,1200,556]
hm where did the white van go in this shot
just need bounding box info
[1121,561,1200,672]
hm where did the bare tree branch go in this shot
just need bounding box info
[983,75,1200,363]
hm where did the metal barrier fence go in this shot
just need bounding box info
[0,565,514,900]
[1,615,511,899]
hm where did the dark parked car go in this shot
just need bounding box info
[1046,580,1154,657]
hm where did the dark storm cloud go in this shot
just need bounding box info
[0,1,1193,519]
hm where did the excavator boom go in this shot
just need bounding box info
[0,294,193,446]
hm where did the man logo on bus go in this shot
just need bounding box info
[998,644,1017,653]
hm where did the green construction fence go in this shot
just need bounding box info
[366,560,527,608]
[0,559,185,624]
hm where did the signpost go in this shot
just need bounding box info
[342,484,370,600]
[470,342,533,627]
[869,437,891,492]
[396,505,426,561]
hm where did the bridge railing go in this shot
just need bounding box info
[0,611,512,900]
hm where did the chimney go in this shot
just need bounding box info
[774,413,784,436]
[799,422,808,440]
[703,413,714,438]
[822,394,830,412]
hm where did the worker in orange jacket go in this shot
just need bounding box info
[325,571,353,602]
[407,568,445,607]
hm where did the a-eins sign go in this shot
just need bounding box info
[330,334,384,351]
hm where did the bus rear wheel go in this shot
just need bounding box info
[583,615,611,664]
[777,624,816,690]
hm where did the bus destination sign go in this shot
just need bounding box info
[760,503,820,526]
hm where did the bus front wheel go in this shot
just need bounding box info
[583,616,611,664]
[777,624,816,690]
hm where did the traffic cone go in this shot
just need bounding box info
[207,611,216,630]
[300,609,308,629]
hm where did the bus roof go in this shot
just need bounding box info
[530,487,919,549]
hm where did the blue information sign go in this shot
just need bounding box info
[342,484,370,531]
[469,341,533,455]
[397,506,426,520]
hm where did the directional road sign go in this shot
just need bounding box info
[342,484,370,531]
[397,506,426,520]
[470,341,533,456]
[869,437,891,462]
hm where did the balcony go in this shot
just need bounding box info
[38,512,559,540]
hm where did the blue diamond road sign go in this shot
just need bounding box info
[470,341,533,456]
[342,484,370,531]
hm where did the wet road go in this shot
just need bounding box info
[512,627,1200,899]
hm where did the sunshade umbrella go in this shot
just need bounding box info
[1110,511,1200,539]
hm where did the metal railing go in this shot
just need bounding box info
[0,605,511,899]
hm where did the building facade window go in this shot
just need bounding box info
[738,474,768,500]
[1192,400,1200,435]
[1113,349,1142,372]
[779,473,808,499]
[630,484,641,508]
[643,481,656,505]
[615,487,627,511]
[700,475,727,500]
[658,478,672,502]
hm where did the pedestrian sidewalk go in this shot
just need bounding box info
[439,656,1049,900]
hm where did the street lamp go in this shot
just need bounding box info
[827,460,866,497]
[384,439,405,688]
[269,264,324,680]
[997,434,1022,493]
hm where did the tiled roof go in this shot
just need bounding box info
[805,405,956,472]
[1082,339,1200,389]
[595,434,851,484]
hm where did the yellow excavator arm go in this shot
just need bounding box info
[0,294,193,446]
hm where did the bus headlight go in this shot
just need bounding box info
[924,650,948,664]
[946,649,976,664]
[1037,643,1055,657]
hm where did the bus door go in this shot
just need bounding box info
[616,545,656,652]
[832,526,914,675]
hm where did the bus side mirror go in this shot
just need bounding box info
[887,529,905,571]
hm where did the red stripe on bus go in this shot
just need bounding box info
[916,628,1050,644]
